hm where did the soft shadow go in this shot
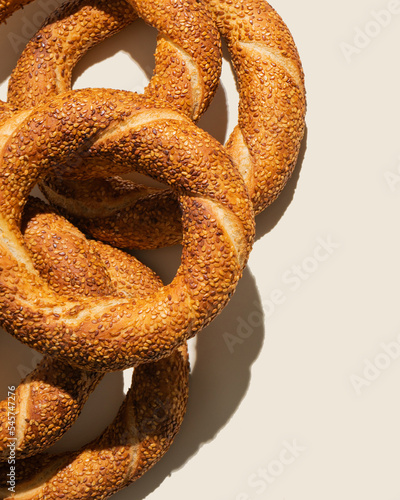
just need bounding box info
[197,82,228,145]
[0,327,125,453]
[197,39,233,146]
[114,267,265,499]
[254,126,309,241]
[0,5,34,88]
[48,371,125,454]
[0,330,42,399]
[72,16,229,141]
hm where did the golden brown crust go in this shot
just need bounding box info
[0,357,103,461]
[7,0,223,248]
[210,0,306,212]
[8,0,138,105]
[0,197,166,459]
[8,0,222,119]
[131,0,222,119]
[0,345,190,499]
[10,0,306,248]
[22,198,115,298]
[0,89,254,371]
[0,2,305,496]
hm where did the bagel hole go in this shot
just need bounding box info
[70,19,169,191]
[131,244,183,286]
[197,38,238,145]
[47,369,128,455]
[29,184,47,202]
[72,19,157,95]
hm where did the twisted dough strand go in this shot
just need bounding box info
[0,345,189,499]
[0,356,102,461]
[209,0,306,212]
[7,0,222,121]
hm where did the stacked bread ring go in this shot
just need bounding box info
[8,0,305,249]
[0,0,306,498]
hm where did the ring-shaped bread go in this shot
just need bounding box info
[0,197,165,459]
[0,89,254,372]
[0,344,189,499]
[6,0,222,121]
[5,0,223,248]
[7,0,306,249]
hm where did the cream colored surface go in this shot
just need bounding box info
[1,0,399,499]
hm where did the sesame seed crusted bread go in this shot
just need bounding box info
[6,0,223,249]
[7,0,306,250]
[0,196,166,460]
[0,89,255,372]
[7,0,222,121]
[0,0,306,496]
[0,344,189,499]
[0,4,248,485]
[0,203,189,497]
[0,356,103,461]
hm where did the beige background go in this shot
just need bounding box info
[1,0,400,498]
